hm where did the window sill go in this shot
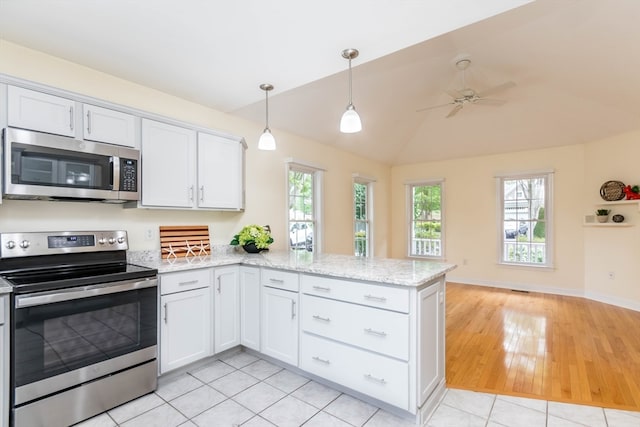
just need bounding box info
[498,262,554,270]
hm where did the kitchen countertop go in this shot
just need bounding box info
[129,248,457,288]
[0,276,12,295]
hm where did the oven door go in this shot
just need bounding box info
[12,277,157,406]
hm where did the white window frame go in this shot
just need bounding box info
[496,170,554,268]
[406,179,445,259]
[353,174,375,258]
[286,158,324,254]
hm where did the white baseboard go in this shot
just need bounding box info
[447,276,640,312]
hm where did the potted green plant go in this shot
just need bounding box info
[595,209,610,223]
[230,224,274,253]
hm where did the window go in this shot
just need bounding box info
[287,160,323,252]
[353,176,374,257]
[408,181,444,258]
[498,171,553,267]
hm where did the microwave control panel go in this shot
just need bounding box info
[120,158,138,192]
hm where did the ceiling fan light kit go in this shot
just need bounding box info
[417,56,516,118]
[258,83,276,150]
[340,48,362,133]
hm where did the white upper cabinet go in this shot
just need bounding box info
[83,104,136,147]
[197,132,244,210]
[140,119,244,210]
[7,85,75,137]
[141,119,196,208]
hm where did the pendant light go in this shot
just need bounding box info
[258,83,276,150]
[340,48,362,133]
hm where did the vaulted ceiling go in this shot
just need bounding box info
[2,0,639,165]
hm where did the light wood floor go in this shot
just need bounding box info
[445,282,640,412]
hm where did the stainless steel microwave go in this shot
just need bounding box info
[2,127,140,202]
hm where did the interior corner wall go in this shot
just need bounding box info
[583,130,640,310]
[0,41,391,256]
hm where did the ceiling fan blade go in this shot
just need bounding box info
[446,104,463,118]
[476,81,515,98]
[416,101,454,113]
[474,98,507,106]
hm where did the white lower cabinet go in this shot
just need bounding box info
[159,270,213,374]
[418,279,445,405]
[213,266,240,353]
[0,295,8,427]
[261,286,299,366]
[300,332,409,410]
[154,265,446,423]
[239,266,260,351]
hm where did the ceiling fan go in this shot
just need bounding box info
[417,58,515,118]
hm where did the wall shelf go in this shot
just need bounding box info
[583,222,633,227]
[596,200,640,211]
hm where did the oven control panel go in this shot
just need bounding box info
[0,231,128,258]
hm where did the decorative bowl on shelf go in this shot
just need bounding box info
[612,214,625,223]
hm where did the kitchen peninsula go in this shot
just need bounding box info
[131,249,456,424]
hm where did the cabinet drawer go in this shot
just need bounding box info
[300,333,409,410]
[160,269,211,295]
[301,295,409,360]
[262,268,299,292]
[301,275,409,313]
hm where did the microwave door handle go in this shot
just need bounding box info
[111,156,120,191]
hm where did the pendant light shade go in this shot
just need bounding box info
[258,128,276,150]
[340,48,362,133]
[258,83,276,150]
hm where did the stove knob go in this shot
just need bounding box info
[19,240,30,249]
[5,241,15,250]
[108,238,116,245]
[98,238,106,245]
[117,237,126,244]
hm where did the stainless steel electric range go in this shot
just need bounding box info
[0,230,158,427]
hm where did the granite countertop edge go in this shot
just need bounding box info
[129,248,457,288]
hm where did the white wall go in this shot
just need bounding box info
[0,41,391,255]
[390,138,639,310]
[583,130,640,309]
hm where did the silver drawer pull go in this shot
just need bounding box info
[363,328,387,337]
[178,280,199,286]
[269,278,285,283]
[364,373,386,384]
[364,294,387,302]
[313,315,331,322]
[312,285,331,292]
[312,356,331,365]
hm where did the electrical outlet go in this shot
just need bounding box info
[608,271,615,280]
[145,229,153,241]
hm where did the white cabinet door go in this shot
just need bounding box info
[160,287,212,374]
[214,266,240,353]
[8,85,75,137]
[417,281,442,405]
[0,296,7,427]
[261,286,299,366]
[83,104,136,147]
[141,119,196,208]
[197,132,244,210]
[239,266,260,351]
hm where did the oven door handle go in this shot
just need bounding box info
[15,277,158,308]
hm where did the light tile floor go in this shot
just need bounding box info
[76,351,640,427]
